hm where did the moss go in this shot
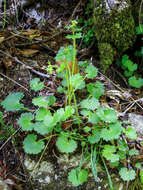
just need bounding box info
[98,43,116,72]
[91,0,136,72]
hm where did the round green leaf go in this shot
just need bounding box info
[34,122,53,135]
[23,134,45,154]
[64,106,75,120]
[102,145,119,163]
[87,82,104,99]
[56,135,77,153]
[57,86,65,93]
[46,95,56,106]
[129,148,139,156]
[125,126,137,140]
[70,74,85,89]
[1,92,24,111]
[32,95,56,107]
[32,96,48,107]
[135,163,142,169]
[96,107,118,123]
[88,129,101,144]
[119,168,136,181]
[35,107,51,121]
[83,126,91,133]
[88,112,100,124]
[68,169,88,186]
[85,65,98,79]
[30,78,44,91]
[53,108,65,122]
[80,109,92,117]
[80,97,100,111]
[18,113,34,131]
[101,122,122,141]
[128,76,143,88]
[43,115,56,127]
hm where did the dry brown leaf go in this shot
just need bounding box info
[19,30,41,40]
[19,49,39,57]
[20,29,39,36]
[62,121,72,129]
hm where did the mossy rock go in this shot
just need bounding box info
[91,0,136,72]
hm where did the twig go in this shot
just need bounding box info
[98,70,124,92]
[0,50,50,78]
[122,102,136,115]
[123,97,143,115]
[99,70,143,113]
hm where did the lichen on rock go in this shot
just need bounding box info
[91,0,136,72]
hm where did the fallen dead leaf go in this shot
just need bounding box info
[18,49,39,57]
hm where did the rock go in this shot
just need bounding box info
[91,0,136,72]
[24,156,54,186]
[57,154,81,170]
[128,113,143,137]
[24,154,126,190]
[105,0,128,12]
